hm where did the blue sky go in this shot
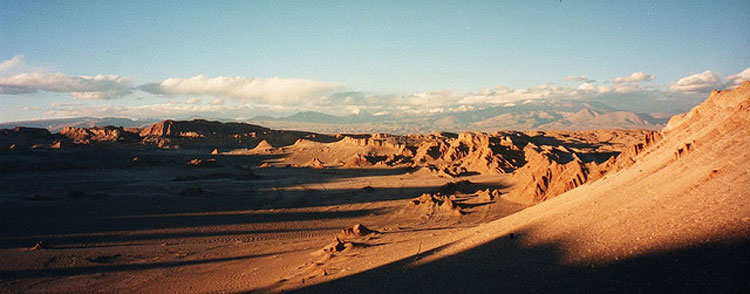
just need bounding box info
[1,0,749,122]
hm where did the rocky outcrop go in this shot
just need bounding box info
[251,140,275,152]
[338,224,378,239]
[304,158,326,169]
[505,143,604,204]
[476,188,502,201]
[408,193,463,215]
[186,158,220,168]
[0,127,57,150]
[139,119,269,138]
[60,126,140,144]
[335,135,407,151]
[411,132,526,176]
[446,132,524,174]
[138,119,336,148]
[504,82,750,205]
[601,131,663,171]
[343,154,372,167]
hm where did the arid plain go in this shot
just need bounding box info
[1,83,749,293]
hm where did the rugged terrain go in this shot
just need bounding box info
[0,82,748,293]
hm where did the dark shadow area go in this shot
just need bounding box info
[577,151,620,164]
[527,133,611,150]
[0,147,290,174]
[0,153,418,197]
[455,200,495,210]
[0,179,508,249]
[265,180,509,209]
[278,166,418,181]
[0,147,509,251]
[0,209,381,249]
[4,227,341,250]
[522,134,621,165]
[0,251,293,280]
[289,231,750,294]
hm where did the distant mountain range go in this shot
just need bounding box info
[0,117,159,133]
[0,100,671,134]
[246,100,670,134]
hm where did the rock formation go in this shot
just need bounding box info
[60,126,140,144]
[505,143,603,204]
[304,158,325,169]
[0,127,56,150]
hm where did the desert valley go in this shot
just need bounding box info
[0,81,748,293]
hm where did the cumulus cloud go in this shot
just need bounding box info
[576,82,602,92]
[458,84,582,105]
[209,98,225,105]
[0,72,132,99]
[317,91,393,106]
[45,101,258,119]
[404,89,462,106]
[669,70,722,93]
[139,75,340,105]
[48,70,677,118]
[563,75,595,83]
[454,71,671,106]
[613,72,654,83]
[12,65,740,121]
[0,55,25,74]
[726,68,750,87]
[318,72,663,110]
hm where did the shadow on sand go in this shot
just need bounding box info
[281,229,750,294]
[0,170,508,249]
[0,250,297,280]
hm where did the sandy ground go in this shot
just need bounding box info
[1,135,747,293]
[0,148,527,293]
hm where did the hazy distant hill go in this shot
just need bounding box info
[248,100,668,134]
[0,100,668,135]
[256,110,381,124]
[0,117,158,133]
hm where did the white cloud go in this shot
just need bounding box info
[576,82,599,92]
[21,106,41,111]
[50,102,86,108]
[45,101,262,119]
[11,67,736,122]
[669,70,722,93]
[0,55,25,74]
[726,68,750,87]
[613,72,654,83]
[451,71,657,106]
[316,91,393,106]
[140,75,340,105]
[404,89,462,106]
[71,90,130,100]
[458,84,583,105]
[0,72,132,99]
[563,75,595,83]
